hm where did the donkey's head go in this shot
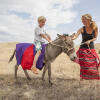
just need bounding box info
[57,34,76,61]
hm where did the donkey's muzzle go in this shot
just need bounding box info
[70,53,77,61]
[70,56,77,61]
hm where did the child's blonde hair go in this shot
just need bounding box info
[38,16,46,22]
[82,14,97,30]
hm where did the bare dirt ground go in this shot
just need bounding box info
[0,42,100,100]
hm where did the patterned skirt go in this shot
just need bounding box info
[75,49,100,80]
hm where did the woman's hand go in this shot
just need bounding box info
[71,28,83,40]
[85,40,91,45]
[72,35,76,40]
[70,33,76,40]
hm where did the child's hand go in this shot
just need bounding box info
[48,40,52,43]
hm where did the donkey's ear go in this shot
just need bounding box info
[57,34,66,40]
[57,34,62,38]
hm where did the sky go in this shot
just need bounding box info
[0,0,100,44]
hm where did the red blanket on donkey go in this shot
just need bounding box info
[15,43,46,70]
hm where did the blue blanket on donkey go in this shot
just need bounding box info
[15,43,46,70]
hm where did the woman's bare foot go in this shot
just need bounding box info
[31,67,38,74]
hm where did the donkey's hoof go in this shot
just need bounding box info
[41,78,45,81]
[49,82,53,86]
[27,77,31,81]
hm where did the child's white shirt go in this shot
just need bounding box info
[34,26,46,43]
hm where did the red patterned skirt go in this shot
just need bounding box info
[75,49,100,80]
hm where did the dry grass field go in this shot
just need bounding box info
[0,42,100,100]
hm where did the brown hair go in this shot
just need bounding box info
[82,14,98,30]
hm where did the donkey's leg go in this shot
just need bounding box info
[15,63,19,80]
[48,62,53,85]
[23,70,31,80]
[42,64,48,81]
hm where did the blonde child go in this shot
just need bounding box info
[31,16,51,74]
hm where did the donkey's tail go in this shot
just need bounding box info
[9,49,16,63]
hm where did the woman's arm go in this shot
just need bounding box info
[85,27,98,45]
[90,27,98,42]
[72,28,83,40]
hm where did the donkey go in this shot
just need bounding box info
[9,34,76,85]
